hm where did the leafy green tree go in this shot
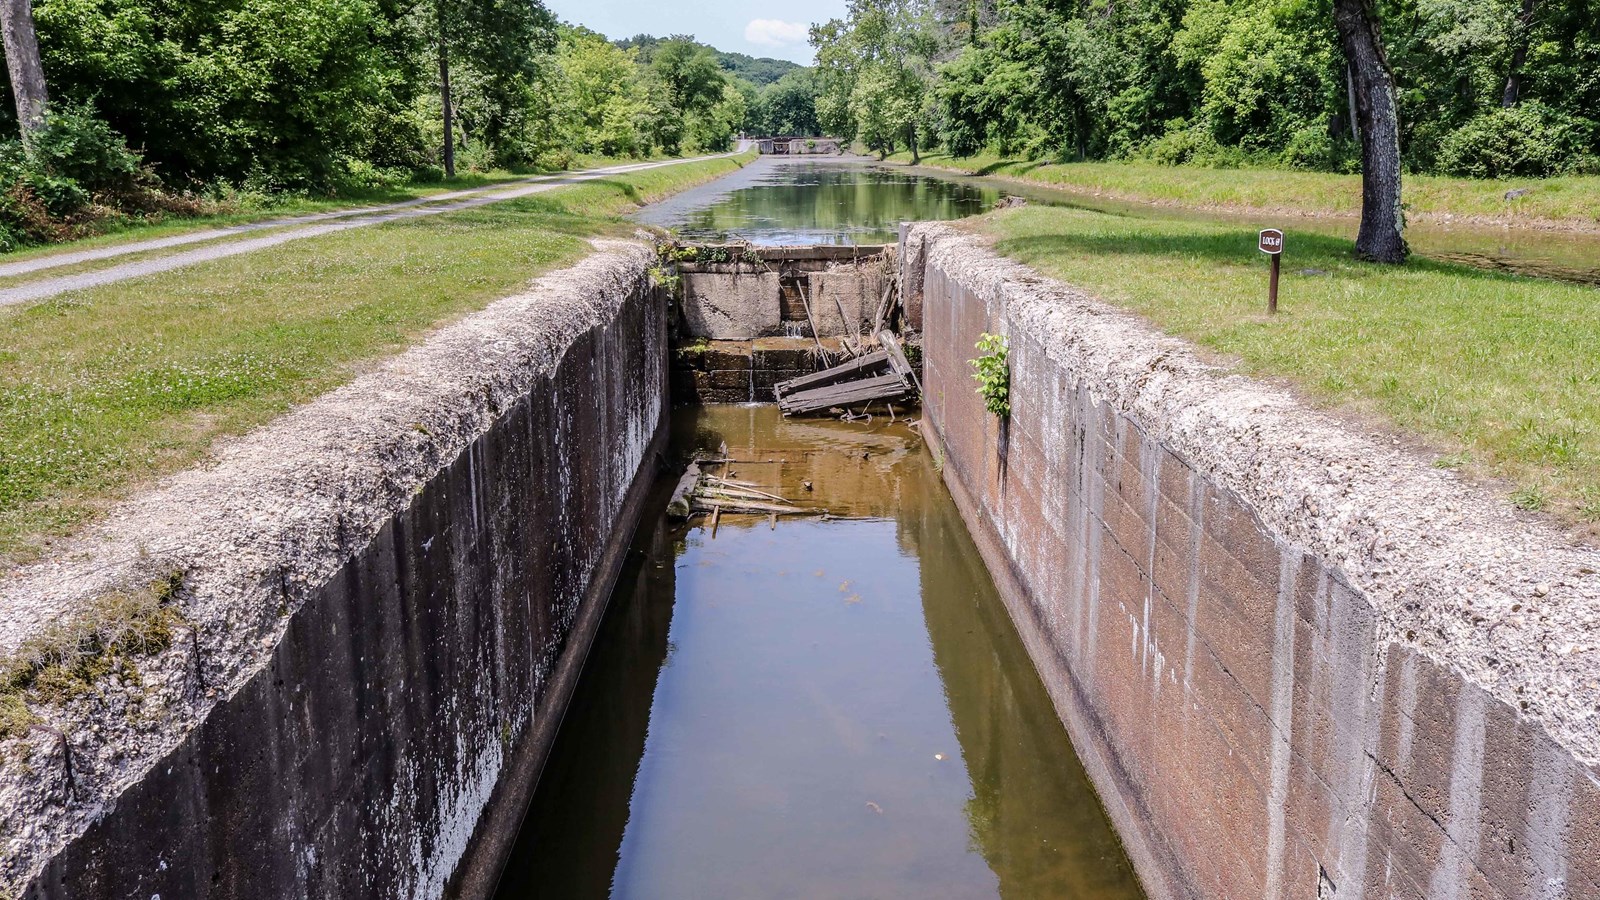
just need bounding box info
[811,0,940,159]
[421,0,556,175]
[754,69,822,135]
[31,0,420,186]
[650,35,743,152]
[552,26,654,156]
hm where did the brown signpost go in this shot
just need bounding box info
[1258,228,1284,315]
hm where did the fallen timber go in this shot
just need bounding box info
[666,458,826,521]
[774,329,920,416]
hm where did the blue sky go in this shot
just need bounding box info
[544,0,850,64]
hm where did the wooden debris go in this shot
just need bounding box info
[667,456,829,523]
[667,462,702,519]
[773,326,922,417]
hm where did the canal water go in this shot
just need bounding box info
[493,407,1144,899]
[637,154,1600,285]
[633,156,1003,246]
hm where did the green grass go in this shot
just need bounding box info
[0,152,682,266]
[887,151,1600,228]
[0,151,754,564]
[977,205,1600,530]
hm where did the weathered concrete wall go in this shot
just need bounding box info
[806,268,881,335]
[910,223,1600,900]
[682,270,782,339]
[678,247,890,341]
[1,242,668,898]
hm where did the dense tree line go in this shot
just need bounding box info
[812,0,1600,180]
[0,2,816,249]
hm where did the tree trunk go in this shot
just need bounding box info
[1345,64,1360,142]
[0,0,48,142]
[1333,0,1408,263]
[1501,0,1537,107]
[907,122,919,164]
[437,11,455,179]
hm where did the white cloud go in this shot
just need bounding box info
[744,19,809,47]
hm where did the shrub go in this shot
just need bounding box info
[1279,125,1353,171]
[970,332,1011,417]
[1138,123,1255,168]
[1435,103,1598,179]
[27,102,144,197]
[0,102,203,251]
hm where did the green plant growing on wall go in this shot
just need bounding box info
[970,332,1010,418]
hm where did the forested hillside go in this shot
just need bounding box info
[812,0,1599,180]
[0,2,815,250]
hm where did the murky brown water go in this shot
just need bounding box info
[493,405,1143,900]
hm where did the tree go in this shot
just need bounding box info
[437,1,456,176]
[650,36,743,152]
[1501,0,1538,106]
[420,0,556,176]
[810,0,940,159]
[1333,0,1409,263]
[755,70,821,136]
[0,0,47,141]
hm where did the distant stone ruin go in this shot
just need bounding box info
[751,136,843,155]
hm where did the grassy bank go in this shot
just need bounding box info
[0,151,754,565]
[887,152,1600,230]
[0,152,687,268]
[977,205,1600,531]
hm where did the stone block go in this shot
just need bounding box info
[681,272,781,339]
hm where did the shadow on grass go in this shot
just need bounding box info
[975,159,1050,178]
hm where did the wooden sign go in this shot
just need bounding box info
[1258,228,1284,255]
[1259,229,1283,314]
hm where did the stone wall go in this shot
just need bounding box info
[1,243,668,899]
[910,223,1600,900]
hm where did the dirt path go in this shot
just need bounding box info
[0,153,736,308]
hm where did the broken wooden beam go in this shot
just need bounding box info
[776,372,917,416]
[667,462,702,519]
[692,499,826,516]
[773,350,892,402]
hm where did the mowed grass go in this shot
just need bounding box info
[0,153,753,564]
[888,151,1600,228]
[979,206,1600,529]
[0,152,682,269]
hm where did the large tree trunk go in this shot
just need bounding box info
[1501,0,1537,107]
[438,12,455,179]
[1333,0,1408,263]
[0,0,48,142]
[907,122,919,164]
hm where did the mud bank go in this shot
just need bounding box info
[0,242,667,898]
[908,222,1600,900]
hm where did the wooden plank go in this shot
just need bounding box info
[694,499,826,516]
[779,371,906,406]
[878,330,924,399]
[781,386,916,417]
[773,350,890,398]
[778,372,915,415]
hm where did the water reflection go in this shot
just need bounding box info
[633,158,1003,246]
[493,406,1143,900]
